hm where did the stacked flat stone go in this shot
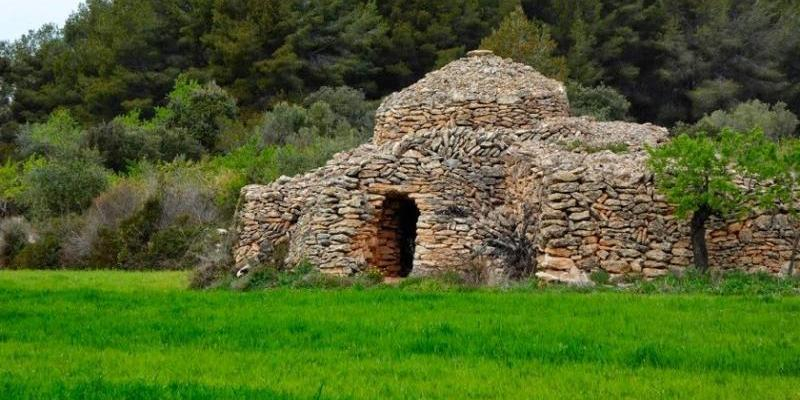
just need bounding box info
[373,50,569,145]
[234,50,797,283]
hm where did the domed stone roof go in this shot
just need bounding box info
[373,50,570,144]
[378,50,568,111]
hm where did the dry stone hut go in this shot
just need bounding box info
[234,50,796,282]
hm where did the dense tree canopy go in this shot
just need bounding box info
[1,0,798,135]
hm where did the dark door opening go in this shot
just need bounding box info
[372,194,420,277]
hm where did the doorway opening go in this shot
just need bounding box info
[372,193,420,277]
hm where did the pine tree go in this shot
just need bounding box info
[480,6,567,80]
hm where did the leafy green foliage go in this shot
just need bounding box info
[18,154,110,219]
[734,136,800,276]
[2,0,798,128]
[696,100,799,141]
[646,130,772,270]
[16,109,84,157]
[9,233,61,269]
[85,122,161,172]
[480,6,567,80]
[647,131,746,219]
[166,78,238,151]
[567,83,630,121]
[0,217,33,266]
[260,86,374,146]
[6,217,78,269]
[0,158,33,216]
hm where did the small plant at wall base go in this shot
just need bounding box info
[646,130,769,272]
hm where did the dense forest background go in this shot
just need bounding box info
[1,0,799,270]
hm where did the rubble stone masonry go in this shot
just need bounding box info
[234,50,796,283]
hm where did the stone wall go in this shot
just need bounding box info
[233,51,796,283]
[509,142,795,282]
[235,118,796,281]
[374,97,569,145]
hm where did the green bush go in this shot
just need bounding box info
[167,77,238,150]
[157,126,205,162]
[0,158,34,216]
[85,227,124,268]
[479,6,567,81]
[6,217,78,269]
[589,270,611,285]
[259,102,309,146]
[694,100,799,141]
[567,83,631,121]
[10,234,61,269]
[303,86,376,135]
[19,154,110,218]
[72,162,220,270]
[0,217,33,267]
[259,87,375,146]
[85,121,161,172]
[115,198,162,269]
[16,109,84,157]
[145,223,204,269]
[61,180,152,267]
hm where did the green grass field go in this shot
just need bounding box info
[1,271,799,399]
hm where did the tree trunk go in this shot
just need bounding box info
[690,205,712,272]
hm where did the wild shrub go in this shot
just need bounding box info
[303,86,376,135]
[157,163,219,228]
[85,227,124,268]
[589,270,611,285]
[0,217,34,267]
[167,78,238,150]
[699,100,798,140]
[259,87,375,147]
[479,6,567,80]
[188,229,236,289]
[156,126,205,162]
[676,100,799,140]
[7,217,78,269]
[0,159,30,217]
[10,234,61,269]
[61,181,151,265]
[567,83,631,121]
[15,109,84,157]
[19,153,110,219]
[114,198,162,269]
[259,102,310,146]
[85,121,160,172]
